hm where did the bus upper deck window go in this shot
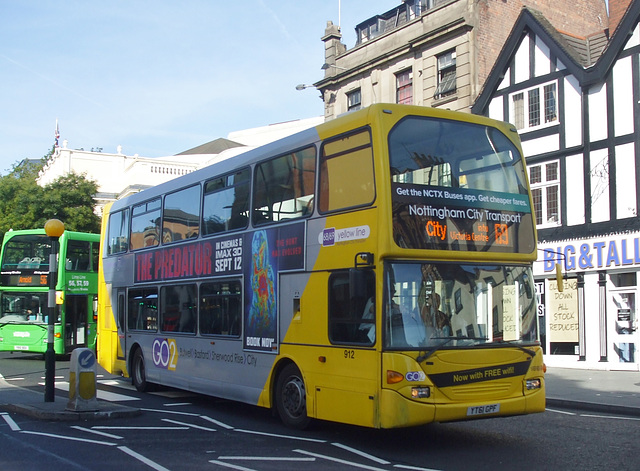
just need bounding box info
[319,129,375,213]
[107,209,129,255]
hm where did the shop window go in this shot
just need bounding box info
[610,272,637,288]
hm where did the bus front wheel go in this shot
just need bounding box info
[131,348,150,392]
[275,363,310,429]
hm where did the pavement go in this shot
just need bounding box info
[0,373,141,421]
[545,367,640,417]
[0,367,639,421]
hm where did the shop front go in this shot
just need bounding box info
[535,232,640,370]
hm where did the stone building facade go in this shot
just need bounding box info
[314,0,608,120]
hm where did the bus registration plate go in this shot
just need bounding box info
[467,403,500,416]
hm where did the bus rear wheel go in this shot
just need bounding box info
[275,363,310,429]
[131,348,151,392]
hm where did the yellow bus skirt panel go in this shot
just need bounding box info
[379,385,544,429]
[379,388,436,428]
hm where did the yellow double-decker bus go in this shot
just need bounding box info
[97,104,545,429]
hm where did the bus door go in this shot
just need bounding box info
[65,295,88,350]
[610,288,639,368]
[117,289,126,360]
[315,269,379,427]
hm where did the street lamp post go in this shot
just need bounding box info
[44,218,64,402]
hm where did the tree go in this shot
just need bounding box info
[0,150,101,242]
[0,159,45,239]
[39,172,101,234]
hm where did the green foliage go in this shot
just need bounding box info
[0,157,101,242]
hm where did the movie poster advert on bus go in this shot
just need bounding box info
[134,233,244,283]
[244,223,305,353]
[391,183,534,253]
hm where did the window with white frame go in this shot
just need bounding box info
[434,50,456,99]
[529,161,560,227]
[347,89,362,111]
[396,69,412,105]
[511,82,558,131]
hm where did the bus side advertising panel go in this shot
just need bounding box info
[133,222,306,354]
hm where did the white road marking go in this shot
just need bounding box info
[161,418,216,432]
[332,442,390,464]
[208,460,256,471]
[118,446,172,471]
[216,456,315,461]
[1,412,21,431]
[92,426,188,431]
[53,381,140,402]
[20,430,117,446]
[294,449,389,470]
[201,415,235,430]
[71,425,123,439]
[234,428,326,443]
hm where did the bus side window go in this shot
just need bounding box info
[66,240,92,271]
[203,169,250,236]
[131,198,161,251]
[163,185,201,243]
[160,284,197,334]
[199,280,241,337]
[128,288,158,331]
[252,146,315,225]
[328,270,375,345]
[319,129,375,214]
[108,209,129,255]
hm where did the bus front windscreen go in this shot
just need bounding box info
[389,116,535,253]
[0,292,48,324]
[384,262,538,351]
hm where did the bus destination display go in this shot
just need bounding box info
[392,183,534,253]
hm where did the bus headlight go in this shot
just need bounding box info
[526,378,542,390]
[411,387,431,398]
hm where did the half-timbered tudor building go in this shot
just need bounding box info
[472,0,640,370]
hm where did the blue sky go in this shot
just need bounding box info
[0,0,396,175]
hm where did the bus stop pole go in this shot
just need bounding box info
[44,219,64,402]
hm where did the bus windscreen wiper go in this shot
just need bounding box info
[416,336,488,363]
[484,339,537,357]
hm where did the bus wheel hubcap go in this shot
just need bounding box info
[283,377,305,417]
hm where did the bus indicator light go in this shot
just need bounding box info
[386,370,404,384]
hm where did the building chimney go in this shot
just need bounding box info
[321,21,346,77]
